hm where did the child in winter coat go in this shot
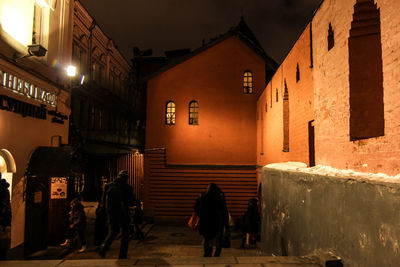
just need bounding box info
[60,197,87,252]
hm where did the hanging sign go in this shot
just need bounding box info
[50,177,67,199]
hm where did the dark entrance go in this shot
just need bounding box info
[24,176,49,255]
[308,120,315,167]
[24,146,83,255]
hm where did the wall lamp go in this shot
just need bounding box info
[14,44,47,61]
[28,44,47,57]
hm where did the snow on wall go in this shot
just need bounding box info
[265,162,400,183]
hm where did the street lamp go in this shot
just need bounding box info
[66,65,76,77]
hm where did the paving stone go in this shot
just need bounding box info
[205,264,262,267]
[59,259,137,266]
[0,260,61,267]
[136,256,237,265]
[236,256,317,264]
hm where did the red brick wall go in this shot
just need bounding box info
[257,24,314,168]
[312,0,400,175]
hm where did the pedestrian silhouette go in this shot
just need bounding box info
[0,176,11,259]
[60,197,87,253]
[94,176,109,248]
[241,197,260,248]
[99,170,135,259]
[194,183,229,257]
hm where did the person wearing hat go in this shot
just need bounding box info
[98,170,136,259]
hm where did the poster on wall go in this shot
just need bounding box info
[50,177,67,199]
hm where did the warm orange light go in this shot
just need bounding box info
[1,2,33,46]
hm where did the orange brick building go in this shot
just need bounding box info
[257,0,400,176]
[256,24,315,182]
[145,18,277,220]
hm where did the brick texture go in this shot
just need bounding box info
[257,24,314,169]
[313,0,400,175]
[258,0,400,176]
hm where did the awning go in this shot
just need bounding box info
[26,146,83,177]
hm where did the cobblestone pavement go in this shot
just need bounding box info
[0,224,322,266]
[65,224,262,259]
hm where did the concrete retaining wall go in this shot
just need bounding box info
[261,167,400,267]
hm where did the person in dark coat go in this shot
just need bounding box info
[60,197,87,253]
[194,183,229,257]
[99,170,136,259]
[241,198,260,248]
[94,177,109,248]
[0,177,11,260]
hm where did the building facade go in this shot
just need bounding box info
[71,0,144,201]
[144,19,277,220]
[257,0,400,176]
[0,0,74,256]
[258,1,400,264]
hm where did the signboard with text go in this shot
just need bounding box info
[50,177,67,199]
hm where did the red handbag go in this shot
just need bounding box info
[188,212,199,230]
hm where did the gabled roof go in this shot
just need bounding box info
[145,17,278,80]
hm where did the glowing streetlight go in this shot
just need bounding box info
[66,65,76,77]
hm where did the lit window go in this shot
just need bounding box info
[32,2,43,45]
[166,101,175,125]
[189,101,199,125]
[243,71,253,94]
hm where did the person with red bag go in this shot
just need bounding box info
[194,183,229,257]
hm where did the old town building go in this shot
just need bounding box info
[71,0,144,202]
[258,0,400,265]
[257,0,400,177]
[144,18,277,221]
[0,0,74,256]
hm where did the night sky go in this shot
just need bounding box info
[80,0,322,64]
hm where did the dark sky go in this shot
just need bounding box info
[79,0,322,64]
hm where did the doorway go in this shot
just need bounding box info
[308,120,315,167]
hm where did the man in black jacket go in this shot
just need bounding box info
[99,170,135,259]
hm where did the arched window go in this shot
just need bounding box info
[243,71,253,94]
[189,101,199,125]
[166,101,176,125]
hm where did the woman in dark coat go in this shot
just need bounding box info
[194,183,229,257]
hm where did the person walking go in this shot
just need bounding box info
[194,183,229,257]
[241,197,260,248]
[60,197,87,253]
[0,177,11,260]
[98,170,136,259]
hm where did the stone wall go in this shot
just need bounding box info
[261,167,400,266]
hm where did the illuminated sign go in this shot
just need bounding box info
[0,94,47,120]
[0,70,57,107]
